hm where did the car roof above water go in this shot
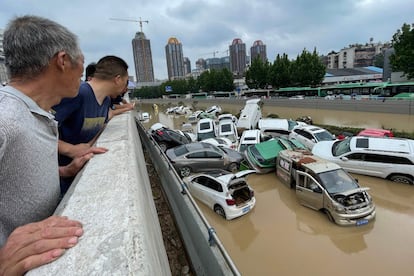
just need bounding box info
[350,136,414,155]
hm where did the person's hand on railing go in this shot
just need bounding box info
[0,216,83,275]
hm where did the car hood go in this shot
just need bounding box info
[311,140,337,159]
[221,147,244,160]
[336,187,370,197]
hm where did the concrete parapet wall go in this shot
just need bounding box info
[28,111,171,275]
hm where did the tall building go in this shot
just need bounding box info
[132,31,155,83]
[326,42,389,69]
[229,38,246,77]
[195,58,206,70]
[250,40,267,64]
[165,37,185,80]
[183,57,191,76]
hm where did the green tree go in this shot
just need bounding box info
[245,57,269,89]
[291,48,325,86]
[390,23,414,79]
[269,53,291,88]
[198,69,234,91]
[186,76,199,93]
[374,53,384,68]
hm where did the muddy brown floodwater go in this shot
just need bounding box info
[137,102,414,276]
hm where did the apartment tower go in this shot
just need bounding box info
[165,37,185,80]
[132,31,155,83]
[250,40,267,64]
[229,38,246,77]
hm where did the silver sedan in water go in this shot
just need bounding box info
[165,142,245,177]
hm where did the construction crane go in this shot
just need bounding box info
[200,51,219,58]
[109,17,149,33]
[109,17,150,82]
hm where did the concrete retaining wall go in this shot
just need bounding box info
[28,111,171,275]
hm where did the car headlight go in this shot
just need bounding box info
[333,203,346,214]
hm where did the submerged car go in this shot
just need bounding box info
[202,137,234,149]
[197,118,217,141]
[276,150,376,226]
[289,124,336,150]
[312,136,414,184]
[357,128,394,138]
[218,114,239,147]
[183,170,256,220]
[149,123,192,151]
[258,118,307,138]
[245,137,307,173]
[238,129,261,153]
[165,142,245,177]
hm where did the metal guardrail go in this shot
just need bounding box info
[135,117,241,276]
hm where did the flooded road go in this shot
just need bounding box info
[137,102,414,276]
[140,99,414,133]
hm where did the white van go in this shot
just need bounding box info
[218,114,239,147]
[236,99,262,133]
[258,118,306,139]
[237,129,261,153]
[196,118,217,141]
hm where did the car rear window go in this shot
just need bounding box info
[200,122,211,130]
[221,124,232,132]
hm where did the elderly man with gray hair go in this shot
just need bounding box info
[0,15,96,275]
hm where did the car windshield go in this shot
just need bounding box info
[332,137,351,156]
[198,132,215,140]
[239,144,250,153]
[318,169,359,194]
[314,131,334,142]
[287,120,299,130]
[173,145,189,157]
[248,146,267,163]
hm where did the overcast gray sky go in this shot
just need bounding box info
[1,0,412,81]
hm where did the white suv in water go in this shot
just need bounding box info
[312,136,414,184]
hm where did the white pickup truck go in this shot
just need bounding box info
[276,150,376,226]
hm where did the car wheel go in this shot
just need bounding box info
[325,210,335,224]
[179,166,191,177]
[228,162,239,173]
[389,174,413,185]
[158,142,167,152]
[214,205,226,219]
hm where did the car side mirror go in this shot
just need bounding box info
[340,156,349,161]
[312,186,322,193]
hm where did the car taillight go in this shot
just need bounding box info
[226,198,236,206]
[156,130,164,135]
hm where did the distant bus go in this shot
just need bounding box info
[191,92,208,99]
[373,82,414,97]
[321,82,384,97]
[213,91,237,98]
[164,94,182,99]
[271,82,414,98]
[273,87,320,97]
[242,89,271,98]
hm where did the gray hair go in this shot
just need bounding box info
[3,15,83,79]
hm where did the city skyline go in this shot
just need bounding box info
[0,0,412,81]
